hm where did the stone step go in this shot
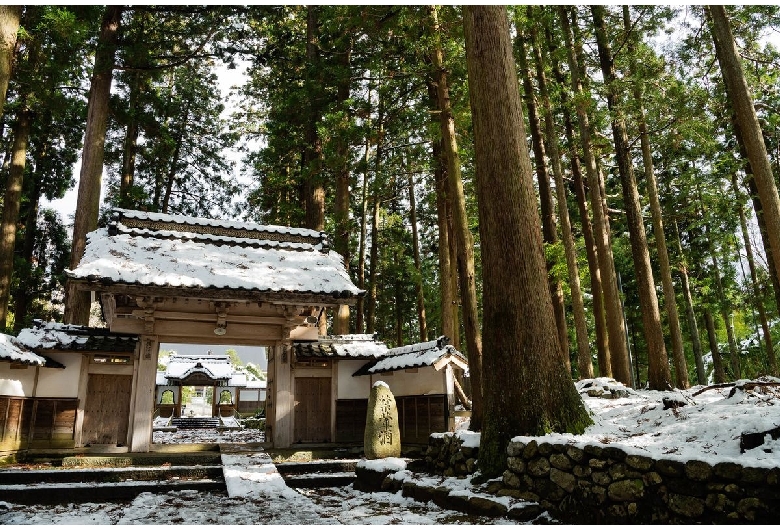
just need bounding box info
[275,460,358,489]
[171,417,221,429]
[0,464,224,485]
[0,476,225,505]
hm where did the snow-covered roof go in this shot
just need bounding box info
[294,334,389,359]
[16,320,138,353]
[163,353,234,384]
[0,333,47,366]
[353,336,467,376]
[157,352,266,388]
[67,208,364,300]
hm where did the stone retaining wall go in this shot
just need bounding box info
[425,433,780,524]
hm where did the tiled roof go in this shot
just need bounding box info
[67,209,363,300]
[353,336,467,376]
[16,320,138,353]
[294,334,389,359]
[0,333,47,366]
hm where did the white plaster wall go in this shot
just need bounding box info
[35,353,82,398]
[156,385,179,404]
[0,364,37,396]
[337,360,373,399]
[377,366,445,397]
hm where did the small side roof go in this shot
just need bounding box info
[294,334,389,360]
[353,336,468,376]
[0,333,48,366]
[16,320,138,353]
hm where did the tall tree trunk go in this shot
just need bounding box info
[704,309,727,384]
[0,5,20,122]
[0,109,30,327]
[431,133,456,343]
[430,5,483,430]
[12,134,46,333]
[464,5,591,478]
[333,37,353,336]
[516,25,571,373]
[733,175,777,375]
[708,5,780,302]
[674,220,707,385]
[303,5,325,233]
[64,5,122,325]
[161,101,191,214]
[408,171,428,342]
[622,6,687,389]
[592,5,670,390]
[529,7,591,379]
[703,219,741,380]
[547,23,608,374]
[560,6,628,381]
[356,86,373,334]
[119,71,142,208]
[747,177,780,314]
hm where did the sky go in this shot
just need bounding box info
[1,375,779,525]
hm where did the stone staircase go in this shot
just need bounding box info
[0,452,226,505]
[171,416,221,429]
[276,459,358,488]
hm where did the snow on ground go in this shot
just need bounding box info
[2,376,780,525]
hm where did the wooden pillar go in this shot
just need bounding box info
[129,335,159,452]
[175,384,182,418]
[74,354,90,447]
[272,343,293,448]
[445,364,455,432]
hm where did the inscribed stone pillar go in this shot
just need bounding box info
[364,381,401,459]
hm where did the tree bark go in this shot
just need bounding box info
[529,8,592,379]
[333,36,353,336]
[704,218,741,380]
[560,6,628,381]
[408,171,428,342]
[303,5,325,234]
[704,308,727,384]
[622,6,687,389]
[547,23,608,375]
[463,5,591,478]
[592,5,670,390]
[431,132,457,343]
[0,5,20,121]
[674,220,707,385]
[64,5,122,325]
[0,109,30,326]
[708,5,780,305]
[733,174,777,375]
[516,25,571,373]
[430,5,483,430]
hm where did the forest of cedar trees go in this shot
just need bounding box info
[1,5,780,474]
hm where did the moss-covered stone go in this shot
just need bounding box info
[522,440,539,459]
[684,460,712,482]
[655,458,685,477]
[566,445,585,463]
[527,457,551,477]
[608,479,644,502]
[713,461,742,480]
[741,466,765,484]
[550,468,576,493]
[550,452,573,471]
[625,454,653,471]
[507,441,525,457]
[507,456,526,474]
[668,493,705,518]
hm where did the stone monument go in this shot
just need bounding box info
[364,381,401,459]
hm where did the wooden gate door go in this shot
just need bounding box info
[82,374,133,445]
[294,377,331,443]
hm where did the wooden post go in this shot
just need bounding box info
[74,354,90,447]
[272,344,293,448]
[129,335,159,452]
[176,384,182,418]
